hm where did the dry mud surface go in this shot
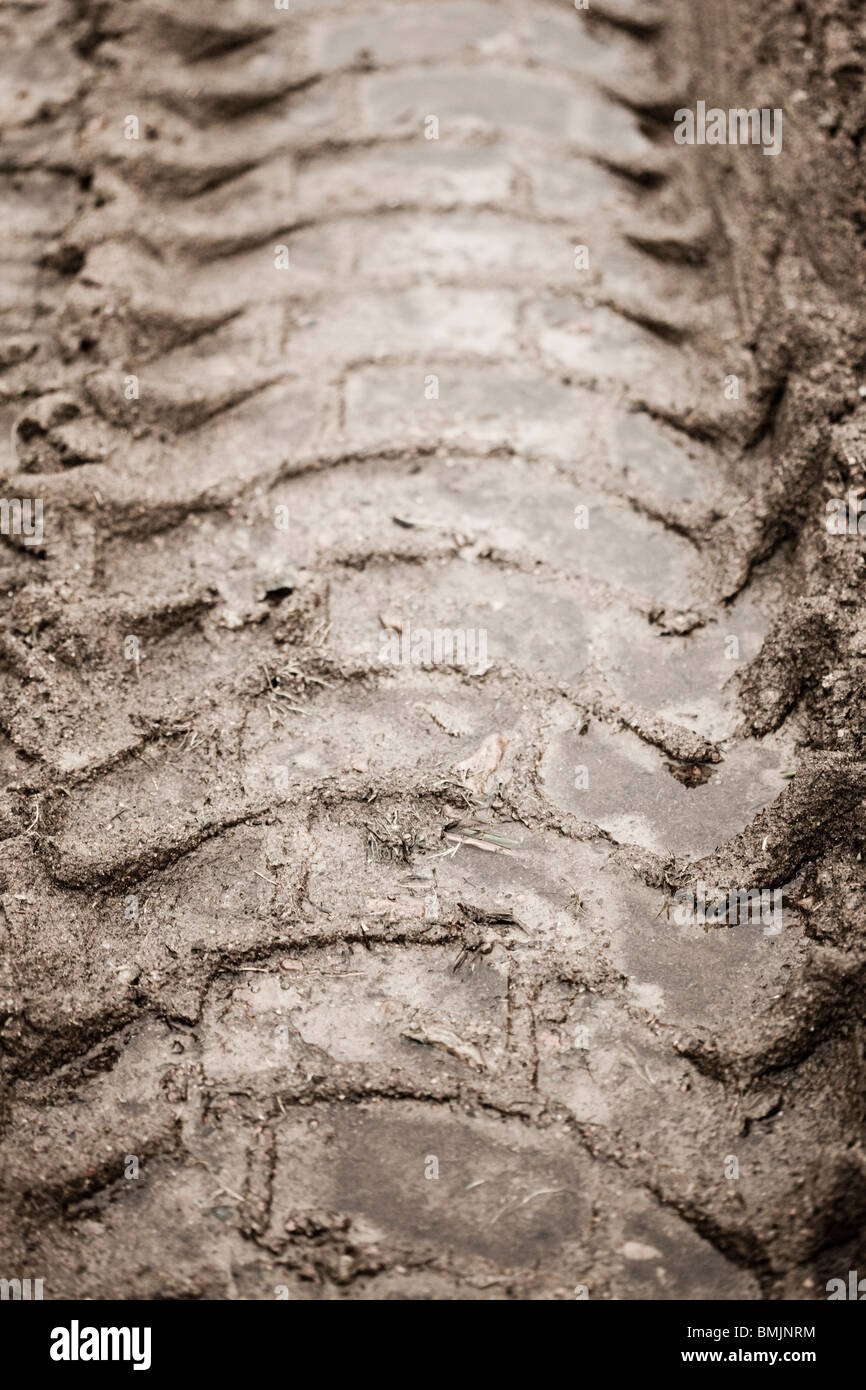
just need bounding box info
[1,0,865,1301]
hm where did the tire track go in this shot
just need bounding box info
[1,0,863,1301]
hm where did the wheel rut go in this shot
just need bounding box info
[1,0,864,1301]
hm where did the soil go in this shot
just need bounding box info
[1,0,865,1300]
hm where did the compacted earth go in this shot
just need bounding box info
[1,0,865,1300]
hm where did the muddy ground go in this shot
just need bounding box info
[1,0,865,1300]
